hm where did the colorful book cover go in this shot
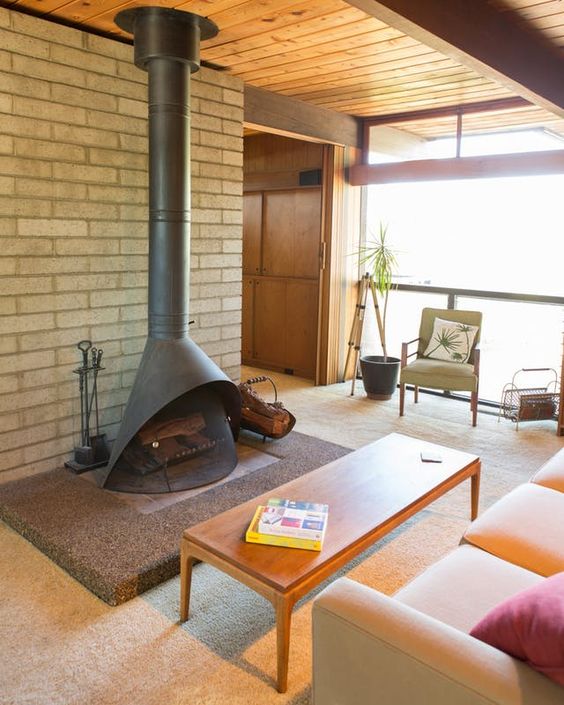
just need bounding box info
[245,506,323,551]
[267,498,329,513]
[257,504,328,541]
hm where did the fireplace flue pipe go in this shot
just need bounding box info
[117,7,218,340]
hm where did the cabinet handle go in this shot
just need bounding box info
[319,241,327,270]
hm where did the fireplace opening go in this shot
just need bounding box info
[104,386,237,494]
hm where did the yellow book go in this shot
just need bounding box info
[245,505,323,551]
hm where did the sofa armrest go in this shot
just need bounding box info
[312,578,563,705]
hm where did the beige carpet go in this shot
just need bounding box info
[1,368,562,705]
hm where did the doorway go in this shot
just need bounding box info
[242,133,324,380]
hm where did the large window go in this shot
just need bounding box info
[365,172,563,296]
[361,129,564,405]
[368,125,562,164]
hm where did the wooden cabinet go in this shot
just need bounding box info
[242,192,262,275]
[262,190,321,279]
[253,278,288,369]
[242,277,319,378]
[243,189,322,278]
[286,279,319,373]
[242,187,322,379]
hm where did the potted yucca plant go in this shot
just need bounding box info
[358,222,401,400]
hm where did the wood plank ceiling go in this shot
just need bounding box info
[3,0,564,139]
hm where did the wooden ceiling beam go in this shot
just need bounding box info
[349,149,564,185]
[343,0,564,118]
[244,84,362,147]
[362,97,532,125]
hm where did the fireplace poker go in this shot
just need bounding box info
[77,340,92,446]
[77,362,86,448]
[95,348,103,437]
[87,347,104,440]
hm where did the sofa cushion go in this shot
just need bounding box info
[395,544,543,633]
[470,572,564,686]
[463,483,564,576]
[531,448,564,493]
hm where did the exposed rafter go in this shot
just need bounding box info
[244,85,362,148]
[343,0,564,119]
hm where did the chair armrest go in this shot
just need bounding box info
[473,342,481,374]
[401,337,420,367]
[312,578,563,705]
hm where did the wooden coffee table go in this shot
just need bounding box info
[179,432,480,692]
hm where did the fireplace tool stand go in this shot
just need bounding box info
[65,339,110,474]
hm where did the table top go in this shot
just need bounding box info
[183,433,480,593]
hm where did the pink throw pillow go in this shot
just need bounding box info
[470,572,564,686]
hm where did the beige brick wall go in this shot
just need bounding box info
[0,8,243,481]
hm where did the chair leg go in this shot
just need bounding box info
[471,391,478,427]
[399,383,405,416]
[414,385,419,404]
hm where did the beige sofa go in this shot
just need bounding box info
[312,448,564,705]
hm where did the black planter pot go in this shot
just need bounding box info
[360,355,401,400]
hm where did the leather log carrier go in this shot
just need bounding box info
[239,376,296,440]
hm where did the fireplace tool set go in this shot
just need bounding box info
[65,339,110,474]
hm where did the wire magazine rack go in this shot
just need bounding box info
[498,367,560,430]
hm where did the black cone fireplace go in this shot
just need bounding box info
[99,7,241,493]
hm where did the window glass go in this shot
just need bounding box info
[458,296,562,403]
[368,117,458,164]
[366,173,564,296]
[368,121,564,164]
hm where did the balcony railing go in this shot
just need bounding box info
[361,282,563,406]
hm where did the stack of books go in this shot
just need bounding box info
[245,498,329,551]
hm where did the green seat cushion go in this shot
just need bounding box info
[400,357,478,392]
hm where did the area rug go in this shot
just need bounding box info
[0,431,350,606]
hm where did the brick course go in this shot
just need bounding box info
[0,7,243,480]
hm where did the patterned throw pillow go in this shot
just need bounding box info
[423,317,479,364]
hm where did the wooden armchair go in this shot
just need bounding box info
[399,308,483,426]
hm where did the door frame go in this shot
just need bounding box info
[316,144,362,385]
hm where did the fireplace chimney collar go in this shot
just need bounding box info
[115,6,219,72]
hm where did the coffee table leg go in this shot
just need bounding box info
[274,593,293,694]
[471,464,481,521]
[179,539,195,622]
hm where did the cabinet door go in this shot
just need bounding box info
[293,189,322,279]
[262,189,321,279]
[242,192,262,275]
[241,278,254,362]
[253,278,287,368]
[286,279,319,377]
